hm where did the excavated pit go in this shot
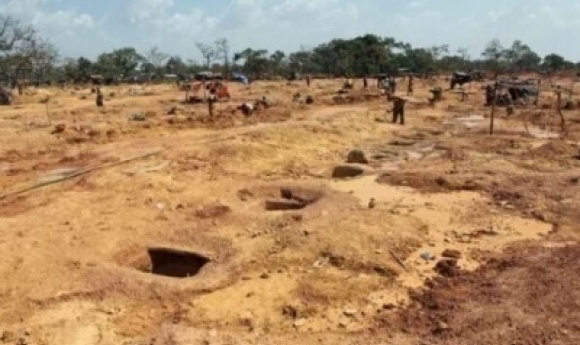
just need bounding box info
[264,187,322,211]
[140,247,210,278]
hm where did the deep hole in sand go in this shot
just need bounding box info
[139,247,210,278]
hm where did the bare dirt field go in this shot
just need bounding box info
[0,77,579,345]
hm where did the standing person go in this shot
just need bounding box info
[407,75,414,96]
[389,77,397,94]
[391,96,406,125]
[96,87,104,107]
[17,80,24,96]
[485,84,494,106]
[207,89,218,117]
[363,75,368,89]
[306,75,311,88]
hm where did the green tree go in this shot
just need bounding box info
[311,34,398,76]
[428,44,449,60]
[215,38,230,78]
[269,50,286,75]
[288,48,314,74]
[0,15,57,83]
[438,55,467,71]
[77,57,92,79]
[404,47,436,73]
[95,47,144,77]
[146,46,168,75]
[542,53,569,71]
[504,40,540,71]
[196,42,217,69]
[22,38,58,82]
[481,39,507,71]
[235,48,270,78]
[164,56,190,76]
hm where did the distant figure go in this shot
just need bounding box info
[96,88,104,107]
[460,88,468,102]
[392,96,406,125]
[363,76,368,89]
[343,78,354,89]
[239,102,254,116]
[407,75,414,96]
[485,84,494,106]
[17,80,24,96]
[389,77,397,94]
[207,89,218,117]
[306,75,311,88]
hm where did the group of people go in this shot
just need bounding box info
[331,74,412,125]
[87,73,411,124]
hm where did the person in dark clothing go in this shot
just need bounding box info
[17,80,24,96]
[96,87,104,107]
[389,77,397,94]
[485,84,494,106]
[392,96,406,125]
[363,76,368,89]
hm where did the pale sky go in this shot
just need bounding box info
[1,0,579,62]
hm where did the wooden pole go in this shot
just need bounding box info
[389,250,409,272]
[0,149,165,200]
[535,79,541,106]
[45,99,52,125]
[490,74,498,135]
[556,90,567,134]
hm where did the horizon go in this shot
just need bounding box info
[1,0,580,62]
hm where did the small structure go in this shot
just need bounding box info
[450,71,486,89]
[0,86,13,105]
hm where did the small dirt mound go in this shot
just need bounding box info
[346,149,369,164]
[332,164,369,178]
[529,140,576,158]
[195,203,231,219]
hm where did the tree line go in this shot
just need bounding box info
[1,14,579,85]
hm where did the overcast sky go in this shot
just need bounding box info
[1,0,579,62]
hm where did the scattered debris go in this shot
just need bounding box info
[282,305,299,319]
[237,189,254,201]
[51,123,66,134]
[420,252,435,261]
[343,308,358,317]
[293,319,306,328]
[129,112,147,121]
[195,203,231,219]
[390,250,410,272]
[265,199,306,211]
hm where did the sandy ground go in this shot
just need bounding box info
[0,77,579,345]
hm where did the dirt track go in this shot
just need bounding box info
[0,78,579,345]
